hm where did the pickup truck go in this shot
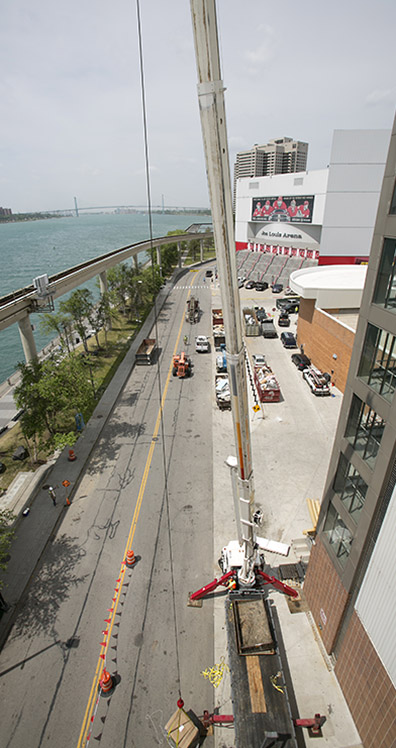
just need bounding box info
[262,319,278,338]
[195,335,210,353]
[303,366,330,396]
[216,353,227,372]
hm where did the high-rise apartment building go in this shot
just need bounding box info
[303,115,396,748]
[233,137,308,206]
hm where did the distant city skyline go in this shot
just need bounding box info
[1,0,395,213]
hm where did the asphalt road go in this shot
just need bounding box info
[0,270,216,747]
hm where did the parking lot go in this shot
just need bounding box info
[213,281,342,548]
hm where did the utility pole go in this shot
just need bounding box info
[190,0,256,586]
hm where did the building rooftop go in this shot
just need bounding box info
[290,264,367,309]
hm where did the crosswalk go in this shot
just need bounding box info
[173,284,216,290]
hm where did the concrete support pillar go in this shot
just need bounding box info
[133,254,139,272]
[177,242,182,268]
[18,314,37,363]
[200,239,204,263]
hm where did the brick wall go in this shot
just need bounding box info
[296,299,355,393]
[303,537,349,653]
[336,611,396,748]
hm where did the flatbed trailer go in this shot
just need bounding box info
[226,593,297,748]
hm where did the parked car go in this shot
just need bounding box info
[195,335,210,352]
[278,313,290,327]
[280,332,297,348]
[271,283,283,293]
[291,352,311,370]
[276,298,290,310]
[238,276,246,288]
[284,300,300,314]
[262,319,278,338]
[276,298,300,313]
[252,354,267,367]
[255,281,268,291]
[245,280,256,289]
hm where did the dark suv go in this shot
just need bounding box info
[291,352,311,370]
[280,332,297,348]
[278,313,290,327]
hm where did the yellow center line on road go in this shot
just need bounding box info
[77,277,195,748]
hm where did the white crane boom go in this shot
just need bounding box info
[190,0,256,584]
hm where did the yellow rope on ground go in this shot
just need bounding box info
[270,671,284,693]
[201,656,230,689]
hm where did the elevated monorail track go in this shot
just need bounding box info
[0,231,212,333]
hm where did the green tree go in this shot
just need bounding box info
[39,311,74,354]
[14,355,95,458]
[140,265,163,300]
[59,289,94,353]
[14,358,53,461]
[107,264,130,316]
[125,272,144,322]
[39,355,95,426]
[92,291,115,349]
[0,509,16,590]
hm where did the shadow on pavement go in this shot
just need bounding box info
[11,533,88,640]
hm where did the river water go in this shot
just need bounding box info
[0,212,207,382]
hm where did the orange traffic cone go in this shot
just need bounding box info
[125,549,136,567]
[68,449,76,461]
[99,668,114,696]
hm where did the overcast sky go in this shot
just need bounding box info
[1,0,395,213]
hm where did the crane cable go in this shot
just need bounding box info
[136,0,182,702]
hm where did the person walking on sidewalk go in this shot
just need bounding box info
[48,486,57,506]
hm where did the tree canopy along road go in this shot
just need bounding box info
[0,270,216,748]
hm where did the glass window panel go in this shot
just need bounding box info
[333,456,367,524]
[390,180,396,215]
[358,324,396,403]
[345,394,385,468]
[373,239,396,310]
[323,503,353,568]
